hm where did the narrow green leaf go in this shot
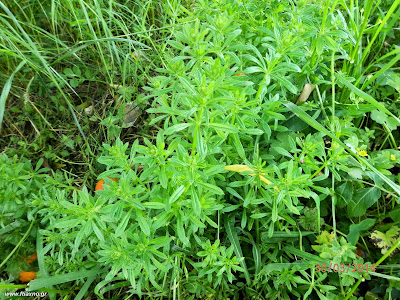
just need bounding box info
[283,246,325,264]
[205,215,218,228]
[195,125,205,157]
[362,49,400,90]
[97,281,131,296]
[369,271,400,281]
[176,214,190,247]
[272,146,293,158]
[92,221,105,242]
[316,35,324,55]
[167,40,185,50]
[226,187,244,200]
[179,77,196,94]
[190,187,201,215]
[250,213,268,219]
[232,133,246,159]
[224,216,251,284]
[0,221,21,235]
[266,231,314,238]
[142,202,166,209]
[53,219,80,229]
[136,212,151,236]
[241,128,264,135]
[153,212,173,229]
[197,181,224,195]
[209,123,239,133]
[243,66,264,74]
[164,123,191,135]
[262,231,314,243]
[263,262,309,272]
[252,243,261,276]
[115,211,131,237]
[35,158,44,171]
[168,185,186,204]
[277,76,298,94]
[27,267,105,291]
[74,276,96,300]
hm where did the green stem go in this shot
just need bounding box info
[314,83,329,121]
[192,105,204,155]
[310,161,328,179]
[310,0,330,67]
[331,52,336,119]
[0,220,35,270]
[345,237,400,299]
[0,284,26,289]
[256,218,260,244]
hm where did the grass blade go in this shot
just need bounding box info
[357,0,400,70]
[37,232,55,300]
[0,61,26,130]
[27,267,105,291]
[368,271,400,282]
[74,275,97,300]
[336,73,400,124]
[283,245,325,264]
[361,50,400,90]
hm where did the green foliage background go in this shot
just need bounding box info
[1,0,400,299]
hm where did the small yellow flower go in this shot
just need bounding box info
[391,154,396,161]
[358,150,368,157]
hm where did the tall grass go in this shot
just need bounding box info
[0,0,187,149]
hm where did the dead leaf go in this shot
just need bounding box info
[85,105,94,116]
[224,164,279,191]
[122,102,141,128]
[296,83,316,104]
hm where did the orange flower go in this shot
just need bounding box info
[234,72,245,76]
[19,271,36,282]
[25,252,37,264]
[95,177,118,191]
[355,247,364,258]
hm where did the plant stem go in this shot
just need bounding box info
[345,237,400,299]
[0,220,35,270]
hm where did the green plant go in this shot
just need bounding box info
[1,0,400,299]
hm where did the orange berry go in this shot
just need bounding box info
[25,252,37,264]
[95,177,118,191]
[19,271,36,282]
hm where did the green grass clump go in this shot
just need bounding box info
[1,0,400,299]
